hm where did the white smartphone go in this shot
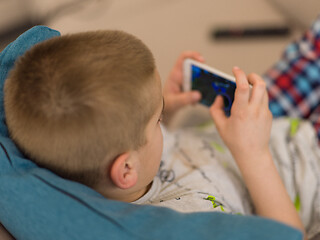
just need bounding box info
[183,58,236,116]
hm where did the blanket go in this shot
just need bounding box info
[137,119,320,239]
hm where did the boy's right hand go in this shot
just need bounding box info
[210,67,272,163]
[211,68,306,236]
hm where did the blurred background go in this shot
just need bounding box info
[0,0,319,127]
[0,0,319,79]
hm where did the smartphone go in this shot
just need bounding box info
[183,59,236,116]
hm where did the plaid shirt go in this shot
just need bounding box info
[263,15,320,142]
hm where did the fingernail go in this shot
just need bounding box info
[198,56,205,61]
[233,66,240,70]
[192,91,201,101]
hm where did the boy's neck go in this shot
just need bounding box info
[97,182,152,203]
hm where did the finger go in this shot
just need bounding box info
[168,52,198,85]
[232,67,250,110]
[163,81,180,94]
[262,87,269,108]
[169,91,202,110]
[168,51,205,86]
[210,95,227,128]
[247,73,266,106]
[186,51,205,63]
[175,51,205,69]
[181,51,205,62]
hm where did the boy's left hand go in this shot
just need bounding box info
[163,51,203,123]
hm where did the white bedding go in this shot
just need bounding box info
[137,118,320,239]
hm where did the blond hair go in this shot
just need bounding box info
[4,30,160,187]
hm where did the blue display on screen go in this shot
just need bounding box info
[191,64,236,116]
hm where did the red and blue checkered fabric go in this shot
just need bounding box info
[263,15,320,142]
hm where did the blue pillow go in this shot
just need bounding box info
[0,26,302,240]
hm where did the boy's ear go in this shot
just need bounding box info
[109,152,139,189]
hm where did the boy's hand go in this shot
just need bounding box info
[210,67,272,162]
[162,51,203,123]
[210,68,306,235]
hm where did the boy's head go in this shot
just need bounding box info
[4,30,164,201]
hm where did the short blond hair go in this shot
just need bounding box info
[4,30,160,187]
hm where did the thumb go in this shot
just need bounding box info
[173,91,201,109]
[210,95,227,127]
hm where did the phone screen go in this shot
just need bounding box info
[191,64,236,116]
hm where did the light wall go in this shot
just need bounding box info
[48,0,299,79]
[2,0,318,79]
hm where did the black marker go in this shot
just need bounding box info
[213,26,290,39]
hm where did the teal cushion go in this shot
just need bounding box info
[0,26,302,240]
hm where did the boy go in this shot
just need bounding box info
[4,30,307,237]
